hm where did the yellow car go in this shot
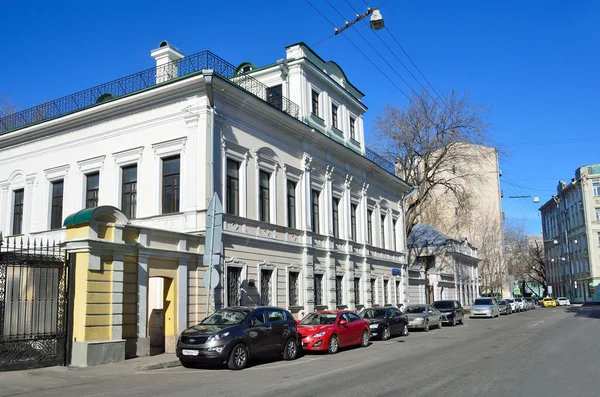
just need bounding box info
[542,297,557,307]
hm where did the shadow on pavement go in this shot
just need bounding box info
[564,305,600,319]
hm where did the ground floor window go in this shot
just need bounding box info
[261,269,273,305]
[289,271,300,306]
[384,279,389,304]
[354,277,361,305]
[314,274,324,306]
[227,267,242,306]
[335,275,344,306]
[396,280,401,305]
[370,278,377,305]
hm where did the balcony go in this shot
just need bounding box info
[0,50,300,134]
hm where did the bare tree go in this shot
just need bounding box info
[372,89,492,236]
[0,94,17,118]
[504,221,548,297]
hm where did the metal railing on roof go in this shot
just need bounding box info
[0,50,300,134]
[365,147,397,176]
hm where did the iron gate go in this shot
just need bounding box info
[0,236,69,371]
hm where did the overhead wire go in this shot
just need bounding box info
[305,0,416,105]
[342,0,446,112]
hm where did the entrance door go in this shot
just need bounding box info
[148,277,165,355]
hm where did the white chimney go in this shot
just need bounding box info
[151,40,184,84]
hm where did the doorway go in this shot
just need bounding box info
[148,276,175,355]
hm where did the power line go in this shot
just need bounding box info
[312,33,336,47]
[384,27,451,110]
[305,0,416,105]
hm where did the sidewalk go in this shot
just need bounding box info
[0,354,181,396]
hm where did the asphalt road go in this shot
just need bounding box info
[1,306,599,397]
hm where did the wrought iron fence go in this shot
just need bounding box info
[0,235,68,371]
[0,51,300,134]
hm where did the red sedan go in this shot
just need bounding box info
[297,310,370,354]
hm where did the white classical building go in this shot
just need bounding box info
[0,41,413,361]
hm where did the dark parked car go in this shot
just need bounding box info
[358,307,409,340]
[433,300,464,326]
[176,306,299,370]
[498,300,512,315]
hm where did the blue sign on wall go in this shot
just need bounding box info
[392,268,401,276]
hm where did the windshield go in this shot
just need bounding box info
[405,306,427,314]
[433,301,453,310]
[300,313,338,325]
[515,298,523,302]
[498,300,506,305]
[474,298,493,305]
[201,309,249,325]
[506,299,514,303]
[360,309,387,319]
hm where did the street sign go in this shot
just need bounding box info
[392,268,401,276]
[203,267,220,289]
[548,286,553,295]
[513,288,521,296]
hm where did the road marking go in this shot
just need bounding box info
[529,320,545,327]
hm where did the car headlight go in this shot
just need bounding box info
[369,324,379,329]
[413,317,424,322]
[207,332,230,343]
[312,332,326,338]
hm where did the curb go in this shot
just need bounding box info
[136,360,181,371]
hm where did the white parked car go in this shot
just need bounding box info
[514,297,526,312]
[556,297,571,306]
[505,298,518,312]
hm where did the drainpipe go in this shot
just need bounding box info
[203,70,216,199]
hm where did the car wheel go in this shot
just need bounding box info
[401,324,409,336]
[381,326,390,341]
[361,330,369,347]
[458,316,464,325]
[328,335,339,354]
[423,321,430,332]
[179,359,195,369]
[283,338,298,360]
[438,319,443,329]
[227,343,248,370]
[451,317,456,326]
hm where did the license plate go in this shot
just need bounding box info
[182,349,199,356]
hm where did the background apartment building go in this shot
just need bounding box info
[540,164,600,303]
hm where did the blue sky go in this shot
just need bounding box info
[2,0,599,235]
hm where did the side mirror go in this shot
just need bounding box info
[339,319,348,326]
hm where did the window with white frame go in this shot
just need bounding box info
[593,181,600,196]
[312,189,321,234]
[354,277,361,305]
[227,265,243,306]
[85,173,100,209]
[595,207,600,221]
[380,214,386,248]
[259,170,271,223]
[370,278,377,305]
[349,116,356,140]
[367,210,373,245]
[350,203,357,242]
[331,103,339,129]
[260,268,274,305]
[392,218,397,251]
[311,89,320,117]
[50,180,64,230]
[287,180,297,228]
[335,275,344,306]
[383,279,389,304]
[396,279,402,305]
[121,165,137,219]
[332,196,340,238]
[162,156,180,214]
[289,271,300,307]
[12,189,24,235]
[226,158,241,216]
[314,273,324,306]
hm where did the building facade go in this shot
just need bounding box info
[407,223,480,306]
[412,143,506,297]
[540,165,600,303]
[0,41,413,366]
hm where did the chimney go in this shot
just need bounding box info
[151,40,184,84]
